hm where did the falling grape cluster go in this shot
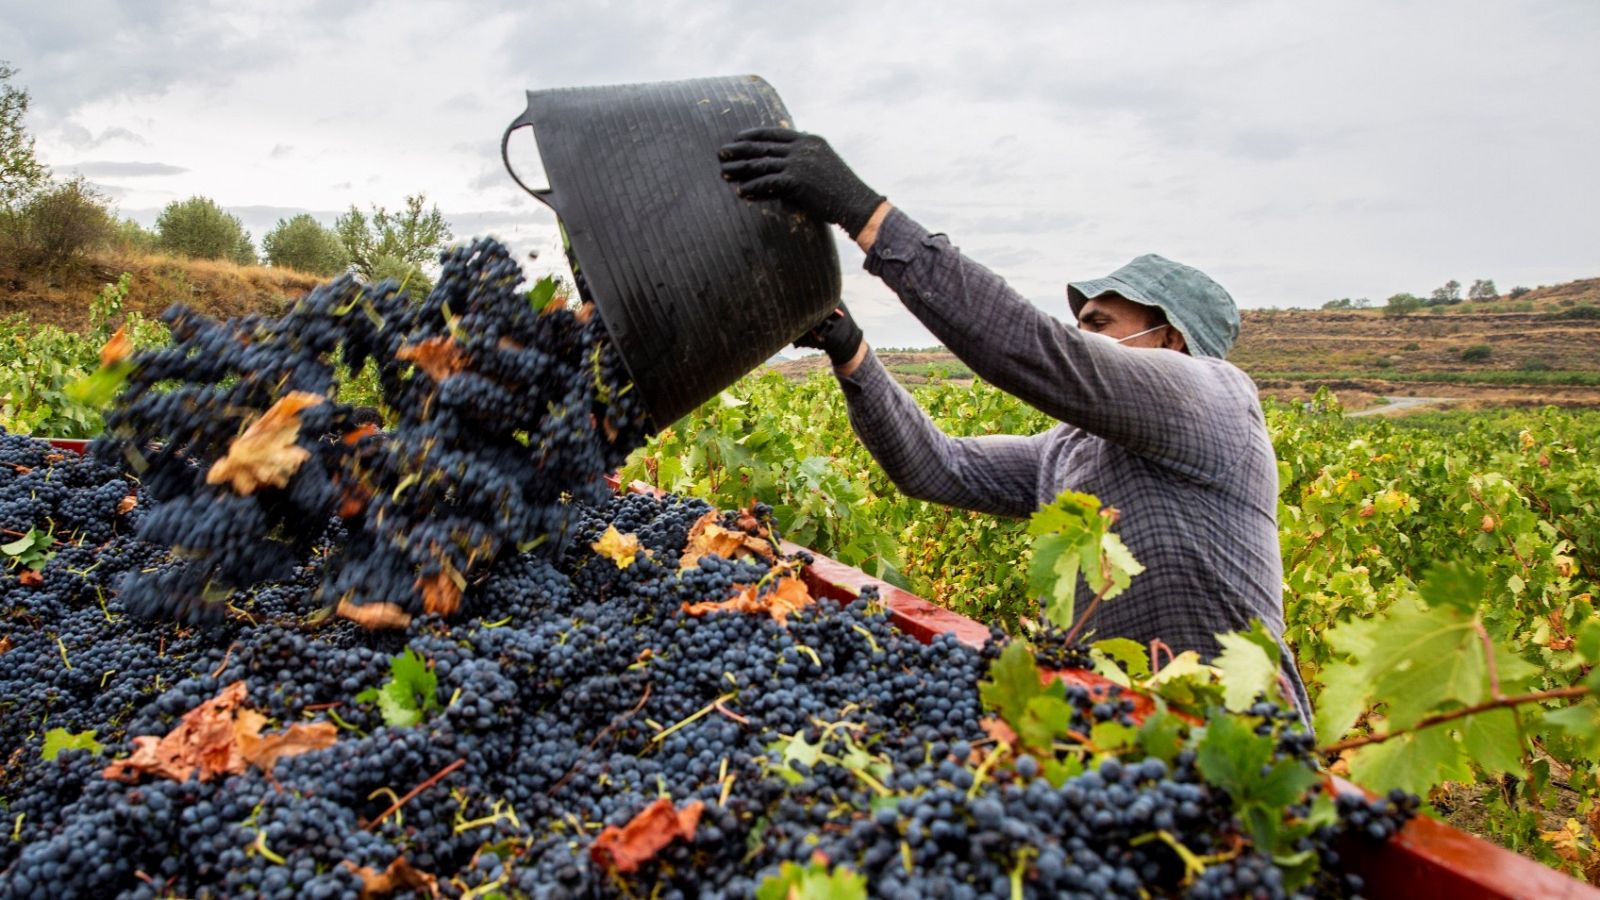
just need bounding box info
[1,430,1416,899]
[92,237,649,624]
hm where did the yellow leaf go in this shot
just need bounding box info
[593,525,642,569]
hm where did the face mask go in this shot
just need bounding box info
[1081,323,1169,345]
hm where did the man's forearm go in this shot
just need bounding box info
[854,201,893,254]
[834,340,869,378]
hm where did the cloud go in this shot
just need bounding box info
[269,144,293,158]
[57,123,149,150]
[63,160,188,177]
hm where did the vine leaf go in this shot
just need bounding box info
[1346,724,1472,796]
[340,856,438,899]
[1026,491,1143,629]
[337,598,413,630]
[395,336,468,382]
[416,562,463,617]
[680,512,775,570]
[756,855,868,900]
[42,728,104,760]
[681,575,813,624]
[1214,621,1281,712]
[1197,713,1319,853]
[589,797,705,874]
[206,391,325,494]
[356,648,440,728]
[593,525,642,569]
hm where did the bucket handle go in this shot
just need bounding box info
[501,101,552,200]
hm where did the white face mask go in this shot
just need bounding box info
[1081,323,1169,345]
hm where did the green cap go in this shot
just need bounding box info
[1067,254,1240,359]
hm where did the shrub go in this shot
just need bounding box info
[1383,293,1424,316]
[1522,358,1552,372]
[1460,344,1493,362]
[156,196,256,264]
[1402,342,1421,351]
[107,217,158,254]
[1374,356,1394,369]
[1554,305,1600,321]
[263,213,347,275]
[1508,286,1532,299]
[16,177,111,266]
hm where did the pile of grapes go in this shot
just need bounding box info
[0,244,1415,898]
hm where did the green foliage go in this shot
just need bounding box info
[1469,278,1498,301]
[1382,293,1424,316]
[1553,304,1600,321]
[1026,491,1143,629]
[155,196,256,264]
[335,194,451,282]
[1508,286,1532,299]
[756,857,867,900]
[42,728,104,760]
[1461,344,1493,362]
[107,217,158,253]
[2,527,55,571]
[1430,279,1462,305]
[13,177,112,267]
[262,213,348,276]
[0,61,48,209]
[356,647,441,727]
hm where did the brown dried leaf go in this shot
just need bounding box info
[416,566,462,618]
[100,326,133,367]
[337,597,413,630]
[18,570,43,587]
[396,337,468,382]
[589,797,705,874]
[680,575,814,625]
[979,716,1019,749]
[593,525,641,569]
[342,857,439,899]
[104,681,250,783]
[235,714,338,774]
[205,392,324,495]
[116,494,138,515]
[0,635,12,655]
[679,512,776,570]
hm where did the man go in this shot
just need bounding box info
[719,128,1311,724]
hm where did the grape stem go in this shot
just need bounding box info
[364,757,466,831]
[1319,685,1592,755]
[1062,582,1114,647]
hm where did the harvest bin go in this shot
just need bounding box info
[41,435,1597,898]
[619,472,1600,900]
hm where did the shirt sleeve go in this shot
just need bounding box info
[864,208,1254,484]
[836,348,1046,519]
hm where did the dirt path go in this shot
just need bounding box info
[1347,396,1457,417]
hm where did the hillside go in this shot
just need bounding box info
[768,279,1600,411]
[0,252,324,330]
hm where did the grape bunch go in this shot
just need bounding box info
[92,237,650,623]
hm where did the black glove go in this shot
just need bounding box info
[794,305,864,367]
[718,127,885,238]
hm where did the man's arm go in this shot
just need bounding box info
[859,205,1252,483]
[835,345,1046,519]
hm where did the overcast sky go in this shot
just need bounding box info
[3,0,1596,347]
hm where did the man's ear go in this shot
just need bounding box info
[1163,328,1189,354]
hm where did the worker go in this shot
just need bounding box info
[718,128,1311,725]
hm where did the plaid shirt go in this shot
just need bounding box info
[839,208,1312,726]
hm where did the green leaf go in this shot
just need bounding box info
[42,728,104,760]
[1018,695,1075,754]
[1541,701,1600,755]
[756,857,867,900]
[526,275,559,312]
[1576,619,1600,665]
[359,647,439,728]
[1214,629,1280,712]
[1347,726,1471,796]
[978,641,1046,728]
[1089,719,1137,754]
[1136,709,1188,764]
[1096,531,1145,600]
[1459,708,1524,777]
[1197,714,1319,851]
[0,534,34,556]
[1336,596,1485,730]
[1029,532,1080,628]
[64,361,132,407]
[1091,638,1151,681]
[1417,560,1488,613]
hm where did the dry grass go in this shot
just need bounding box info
[0,250,324,330]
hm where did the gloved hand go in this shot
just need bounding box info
[794,304,864,367]
[719,127,885,238]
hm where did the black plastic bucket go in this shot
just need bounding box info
[501,75,842,431]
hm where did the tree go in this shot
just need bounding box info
[1428,279,1462,306]
[1,62,48,209]
[1508,286,1532,299]
[109,217,159,254]
[1383,293,1424,316]
[1468,279,1498,301]
[155,196,256,264]
[18,177,111,266]
[335,194,451,282]
[263,213,348,275]
[1351,297,1372,309]
[1321,298,1352,310]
